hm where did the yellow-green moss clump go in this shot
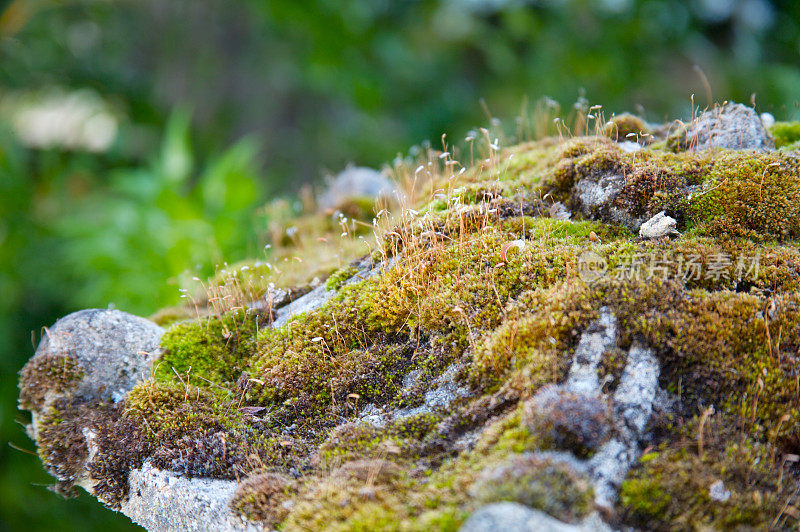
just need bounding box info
[470,455,594,521]
[770,121,800,149]
[156,308,264,385]
[22,113,800,530]
[325,264,359,291]
[603,113,650,141]
[621,416,795,530]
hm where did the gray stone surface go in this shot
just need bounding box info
[119,462,258,532]
[685,102,774,151]
[612,343,660,435]
[360,362,471,426]
[29,308,163,406]
[639,211,679,239]
[588,342,661,508]
[565,307,617,395]
[271,257,397,328]
[549,201,572,220]
[318,165,397,210]
[459,502,612,532]
[393,363,470,418]
[526,308,662,510]
[573,174,643,231]
[271,283,334,328]
[760,112,776,129]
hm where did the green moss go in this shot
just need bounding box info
[124,381,240,439]
[19,353,84,410]
[477,408,541,454]
[603,113,650,141]
[621,416,793,530]
[501,217,626,243]
[620,477,672,519]
[407,507,466,532]
[770,121,800,148]
[251,311,417,421]
[317,423,389,466]
[470,455,594,522]
[685,151,800,240]
[156,308,264,385]
[325,264,360,291]
[316,415,441,469]
[471,313,565,390]
[283,478,417,532]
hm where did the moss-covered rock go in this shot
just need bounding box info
[18,104,800,530]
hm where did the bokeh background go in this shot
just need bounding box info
[1,0,798,529]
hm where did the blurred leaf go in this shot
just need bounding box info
[158,108,194,186]
[199,137,262,217]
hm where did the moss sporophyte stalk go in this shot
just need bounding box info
[19,112,800,530]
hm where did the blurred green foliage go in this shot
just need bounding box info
[0,110,265,530]
[1,0,799,530]
[47,109,265,311]
[3,0,799,185]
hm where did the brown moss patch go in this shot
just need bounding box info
[19,353,84,410]
[230,471,296,524]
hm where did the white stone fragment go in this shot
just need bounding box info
[709,479,731,502]
[617,140,642,153]
[639,211,679,239]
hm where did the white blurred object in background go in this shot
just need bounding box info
[5,89,118,152]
